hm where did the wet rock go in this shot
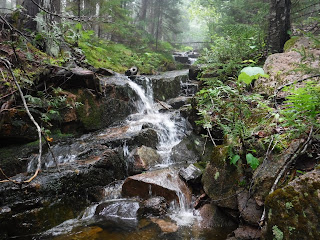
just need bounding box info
[73,88,135,132]
[129,128,159,149]
[0,110,38,145]
[263,169,320,240]
[0,146,127,238]
[95,200,142,230]
[0,195,87,238]
[150,70,188,101]
[194,193,210,209]
[198,203,237,228]
[130,146,161,174]
[98,127,158,149]
[202,145,243,210]
[174,55,190,64]
[167,96,192,109]
[181,81,199,96]
[150,218,178,233]
[0,142,40,179]
[52,67,100,91]
[237,190,263,226]
[170,133,203,163]
[143,197,168,216]
[189,65,202,80]
[122,168,192,205]
[231,225,261,240]
[179,164,202,183]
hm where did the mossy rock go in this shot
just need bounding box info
[202,145,243,210]
[263,169,320,240]
[73,88,135,132]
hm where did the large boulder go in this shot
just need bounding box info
[122,168,192,206]
[263,169,320,240]
[254,37,320,98]
[202,145,243,210]
[198,203,237,229]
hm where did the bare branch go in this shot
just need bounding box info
[0,57,42,184]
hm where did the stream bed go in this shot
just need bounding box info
[0,70,236,240]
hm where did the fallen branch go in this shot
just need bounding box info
[259,127,314,227]
[0,58,42,184]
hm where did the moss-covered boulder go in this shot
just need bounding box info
[252,139,304,200]
[202,145,243,210]
[263,169,320,240]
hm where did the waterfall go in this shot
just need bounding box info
[126,77,186,165]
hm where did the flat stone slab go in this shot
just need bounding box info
[122,168,192,205]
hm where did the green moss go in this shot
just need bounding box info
[265,174,320,239]
[194,162,207,171]
[283,36,300,52]
[79,39,175,74]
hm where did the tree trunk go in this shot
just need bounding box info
[267,0,291,53]
[22,0,40,30]
[139,0,148,21]
[0,0,6,13]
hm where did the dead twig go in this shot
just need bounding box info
[0,57,42,184]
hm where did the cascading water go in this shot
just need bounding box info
[126,76,186,165]
[39,72,209,239]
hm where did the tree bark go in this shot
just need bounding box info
[22,0,40,30]
[267,0,292,53]
[139,0,148,21]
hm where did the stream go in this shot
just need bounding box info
[1,70,235,240]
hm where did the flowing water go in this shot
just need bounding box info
[35,74,234,240]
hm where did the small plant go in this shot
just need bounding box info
[238,66,269,85]
[282,81,320,135]
[272,225,284,240]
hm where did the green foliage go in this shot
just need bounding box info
[196,78,268,170]
[25,88,80,127]
[246,153,259,170]
[238,67,269,85]
[282,81,320,134]
[230,154,240,166]
[79,37,175,74]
